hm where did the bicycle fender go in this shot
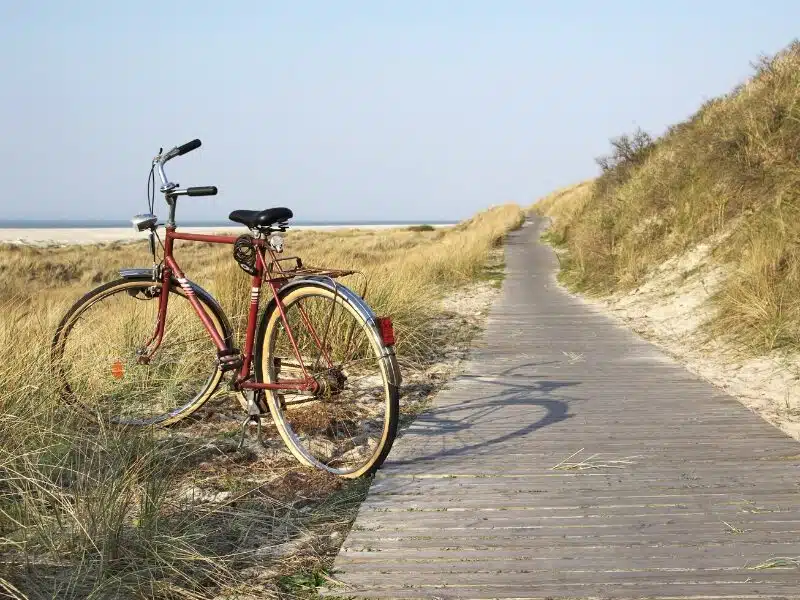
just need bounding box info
[118,267,235,347]
[258,277,402,388]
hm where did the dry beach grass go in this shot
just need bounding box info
[0,204,524,598]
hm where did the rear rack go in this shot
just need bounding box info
[264,255,369,301]
[266,256,357,281]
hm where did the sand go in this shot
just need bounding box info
[0,224,453,247]
[551,235,800,442]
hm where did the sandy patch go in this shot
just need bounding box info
[0,224,455,246]
[552,236,800,441]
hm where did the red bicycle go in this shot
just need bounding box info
[51,139,401,477]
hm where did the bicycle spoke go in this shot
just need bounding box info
[339,316,364,370]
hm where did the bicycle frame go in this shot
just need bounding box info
[133,140,377,397]
[146,226,322,393]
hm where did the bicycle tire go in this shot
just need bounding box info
[255,281,400,478]
[51,276,232,426]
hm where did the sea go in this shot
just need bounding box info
[0,219,454,229]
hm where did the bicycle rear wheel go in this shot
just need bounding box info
[256,282,399,478]
[51,277,229,426]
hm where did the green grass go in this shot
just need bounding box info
[278,570,332,596]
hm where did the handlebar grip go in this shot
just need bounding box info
[186,186,218,197]
[177,139,201,156]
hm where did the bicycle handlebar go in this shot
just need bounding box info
[154,138,204,193]
[186,186,217,197]
[161,138,201,163]
[148,139,217,227]
[176,138,201,156]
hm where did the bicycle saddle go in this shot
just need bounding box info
[228,207,293,229]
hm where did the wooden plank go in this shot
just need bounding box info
[339,541,800,560]
[341,532,800,551]
[322,582,800,600]
[329,568,800,590]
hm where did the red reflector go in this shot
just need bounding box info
[376,317,395,346]
[110,360,125,379]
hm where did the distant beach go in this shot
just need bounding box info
[0,220,456,246]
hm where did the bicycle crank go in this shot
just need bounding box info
[237,389,268,450]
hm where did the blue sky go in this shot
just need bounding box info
[0,1,797,222]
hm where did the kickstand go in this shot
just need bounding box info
[237,390,265,450]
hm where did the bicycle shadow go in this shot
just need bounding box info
[389,361,579,467]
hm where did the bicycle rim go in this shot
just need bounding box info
[52,279,224,426]
[259,284,398,477]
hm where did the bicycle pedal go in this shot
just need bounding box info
[217,348,243,371]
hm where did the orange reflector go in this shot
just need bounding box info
[110,360,125,379]
[376,317,395,346]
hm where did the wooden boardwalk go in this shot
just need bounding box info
[327,217,800,599]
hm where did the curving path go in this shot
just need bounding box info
[326,216,800,599]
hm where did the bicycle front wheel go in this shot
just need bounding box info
[256,282,399,478]
[51,277,229,426]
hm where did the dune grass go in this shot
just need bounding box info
[534,40,800,355]
[0,204,524,598]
